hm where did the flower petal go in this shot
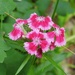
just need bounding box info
[35,48,42,58]
[9,27,23,40]
[55,35,66,47]
[40,40,49,53]
[55,27,66,47]
[46,31,55,44]
[24,42,37,55]
[49,42,56,50]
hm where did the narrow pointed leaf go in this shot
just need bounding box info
[15,55,31,75]
[44,54,66,75]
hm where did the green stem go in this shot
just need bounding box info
[0,15,3,32]
[5,12,16,20]
[66,35,75,42]
[52,0,59,19]
[21,26,27,35]
[15,55,31,75]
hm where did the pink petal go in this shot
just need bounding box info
[28,13,38,21]
[49,42,56,50]
[40,40,49,53]
[55,35,66,47]
[29,20,40,31]
[26,31,37,40]
[39,16,52,30]
[26,31,44,40]
[35,48,42,58]
[16,18,28,24]
[24,42,37,55]
[38,32,44,39]
[53,23,60,28]
[9,27,23,40]
[46,31,55,44]
[55,27,66,47]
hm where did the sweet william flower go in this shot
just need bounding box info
[45,27,66,49]
[27,13,53,31]
[9,18,27,40]
[8,13,66,58]
[24,31,49,58]
[9,26,24,40]
[54,27,66,47]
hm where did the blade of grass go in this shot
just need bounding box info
[44,53,66,75]
[15,55,31,75]
[52,0,59,19]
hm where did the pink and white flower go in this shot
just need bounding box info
[27,13,53,31]
[9,26,24,40]
[46,31,55,44]
[8,13,66,58]
[16,18,28,25]
[54,27,66,47]
[9,18,27,40]
[24,31,49,57]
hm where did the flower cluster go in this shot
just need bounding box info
[9,13,66,58]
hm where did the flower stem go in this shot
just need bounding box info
[0,15,3,32]
[5,12,16,20]
[15,55,31,75]
[66,35,75,42]
[52,0,59,19]
[64,46,75,55]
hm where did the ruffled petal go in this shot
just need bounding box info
[9,27,23,40]
[24,42,37,55]
[39,16,53,30]
[55,35,66,47]
[49,42,56,50]
[46,31,55,44]
[26,31,37,40]
[40,40,49,53]
[55,27,66,47]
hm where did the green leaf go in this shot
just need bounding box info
[2,23,14,34]
[35,53,67,75]
[69,0,75,9]
[27,66,35,75]
[56,0,75,15]
[36,0,51,14]
[0,36,10,51]
[0,63,6,75]
[0,0,16,14]
[16,1,33,13]
[4,49,27,75]
[0,49,7,63]
[24,9,40,19]
[44,53,66,75]
[0,34,10,63]
[18,56,35,75]
[15,55,31,75]
[5,37,25,52]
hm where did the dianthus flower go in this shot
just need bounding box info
[46,27,66,48]
[24,31,49,58]
[27,13,53,31]
[8,13,66,58]
[54,27,66,47]
[9,18,28,40]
